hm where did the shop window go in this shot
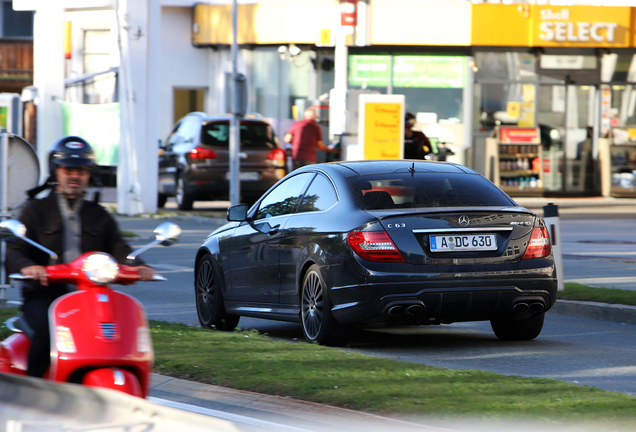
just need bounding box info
[347,54,465,122]
[82,28,115,104]
[609,54,636,82]
[475,52,536,82]
[476,82,536,131]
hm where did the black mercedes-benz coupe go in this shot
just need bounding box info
[194,160,557,346]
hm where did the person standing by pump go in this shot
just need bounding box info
[284,107,337,169]
[404,112,432,160]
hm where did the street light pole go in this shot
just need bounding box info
[229,0,241,206]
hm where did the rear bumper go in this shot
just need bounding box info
[329,271,557,325]
[185,167,283,200]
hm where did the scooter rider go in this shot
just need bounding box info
[4,136,154,377]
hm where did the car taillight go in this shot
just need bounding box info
[189,147,217,159]
[522,226,552,259]
[346,231,405,263]
[267,148,286,167]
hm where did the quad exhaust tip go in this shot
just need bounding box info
[388,303,425,317]
[513,302,545,314]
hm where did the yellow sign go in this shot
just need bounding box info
[320,29,331,45]
[522,84,536,102]
[507,102,520,119]
[363,103,403,160]
[518,102,535,127]
[629,128,636,141]
[471,4,630,48]
[532,6,630,47]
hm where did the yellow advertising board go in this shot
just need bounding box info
[532,5,630,47]
[472,4,631,47]
[358,94,404,160]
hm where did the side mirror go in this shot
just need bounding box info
[0,219,58,260]
[127,222,181,262]
[0,219,26,240]
[227,204,248,222]
[154,222,182,246]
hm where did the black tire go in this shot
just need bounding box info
[157,193,168,208]
[301,264,350,346]
[176,174,194,211]
[491,313,545,341]
[195,255,240,331]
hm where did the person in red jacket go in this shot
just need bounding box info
[284,107,337,170]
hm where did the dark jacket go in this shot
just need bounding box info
[404,130,431,160]
[5,191,140,298]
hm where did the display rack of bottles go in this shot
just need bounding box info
[498,143,544,194]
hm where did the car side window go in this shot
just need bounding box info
[297,174,338,213]
[166,122,182,148]
[254,173,315,220]
[180,118,200,143]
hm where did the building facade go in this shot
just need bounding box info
[55,1,636,204]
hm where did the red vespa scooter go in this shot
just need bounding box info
[0,219,181,398]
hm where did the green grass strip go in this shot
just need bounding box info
[2,285,636,429]
[561,283,636,306]
[2,309,633,427]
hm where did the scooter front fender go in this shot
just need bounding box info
[82,368,143,397]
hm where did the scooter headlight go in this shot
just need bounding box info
[56,326,76,353]
[82,253,119,284]
[137,326,152,353]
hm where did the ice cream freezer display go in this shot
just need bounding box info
[599,127,636,197]
[490,127,544,197]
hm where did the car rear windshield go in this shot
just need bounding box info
[348,173,515,210]
[201,121,277,149]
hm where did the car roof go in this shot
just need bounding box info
[185,112,268,124]
[324,160,477,177]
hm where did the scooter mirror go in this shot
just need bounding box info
[0,219,26,239]
[154,222,181,246]
[0,219,58,260]
[127,222,181,263]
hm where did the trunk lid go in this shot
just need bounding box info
[374,208,537,265]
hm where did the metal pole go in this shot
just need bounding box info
[0,132,10,303]
[229,0,241,206]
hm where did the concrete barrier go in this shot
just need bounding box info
[0,373,240,432]
[552,299,636,325]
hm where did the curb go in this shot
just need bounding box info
[551,299,636,325]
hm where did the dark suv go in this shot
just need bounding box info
[158,113,287,210]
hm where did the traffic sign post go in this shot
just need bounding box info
[544,203,564,291]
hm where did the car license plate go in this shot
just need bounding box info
[430,234,497,252]
[225,171,259,181]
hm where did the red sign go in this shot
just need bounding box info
[499,127,540,144]
[340,0,358,26]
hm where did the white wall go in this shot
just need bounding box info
[158,7,212,137]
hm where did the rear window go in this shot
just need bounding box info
[348,173,515,210]
[201,121,277,149]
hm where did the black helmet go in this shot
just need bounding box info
[48,136,96,174]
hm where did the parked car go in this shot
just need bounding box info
[158,112,287,210]
[193,160,557,346]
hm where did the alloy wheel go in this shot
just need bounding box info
[176,177,185,207]
[196,258,215,326]
[302,271,324,340]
